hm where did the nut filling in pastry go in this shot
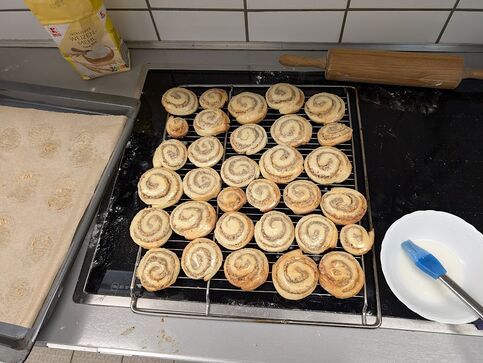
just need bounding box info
[217,187,246,212]
[182,167,221,201]
[187,136,224,168]
[340,224,375,255]
[170,201,217,240]
[254,211,294,252]
[199,88,228,109]
[193,109,230,137]
[317,122,353,146]
[181,238,223,281]
[137,168,183,208]
[259,145,304,184]
[161,87,198,116]
[230,124,267,155]
[228,92,267,124]
[152,139,187,170]
[283,180,321,215]
[166,116,189,139]
[304,146,352,185]
[221,155,260,187]
[270,114,312,147]
[130,207,172,249]
[224,248,269,291]
[215,212,254,250]
[305,92,345,124]
[265,83,305,114]
[320,187,368,225]
[136,248,180,292]
[295,214,338,254]
[246,178,281,212]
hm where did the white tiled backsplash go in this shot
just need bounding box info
[1,0,482,44]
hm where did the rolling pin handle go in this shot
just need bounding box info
[279,54,327,70]
[463,69,483,80]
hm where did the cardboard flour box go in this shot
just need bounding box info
[25,0,130,80]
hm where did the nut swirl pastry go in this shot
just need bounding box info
[295,214,338,254]
[246,178,281,212]
[259,145,304,184]
[230,124,267,155]
[317,122,353,146]
[340,224,375,256]
[320,187,367,225]
[170,201,217,239]
[215,212,254,250]
[305,92,345,124]
[187,136,224,168]
[130,207,172,249]
[270,114,312,148]
[193,109,230,137]
[221,155,260,187]
[217,187,246,212]
[254,211,294,252]
[228,92,267,124]
[318,251,365,299]
[272,249,318,300]
[183,167,221,201]
[265,83,305,114]
[283,180,321,215]
[137,168,183,208]
[224,248,269,291]
[136,248,180,292]
[181,238,223,281]
[152,139,187,170]
[304,146,352,185]
[166,116,189,139]
[199,88,228,109]
[161,87,198,116]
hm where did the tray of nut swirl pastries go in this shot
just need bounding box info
[125,81,381,328]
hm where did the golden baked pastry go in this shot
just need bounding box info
[166,116,189,139]
[318,251,364,299]
[161,87,198,116]
[270,114,312,148]
[340,224,375,255]
[170,201,217,239]
[137,168,183,208]
[214,212,254,250]
[246,178,280,212]
[217,186,246,212]
[193,109,230,137]
[259,145,304,184]
[230,124,267,155]
[254,211,294,252]
[181,238,223,281]
[320,187,367,225]
[295,214,338,254]
[199,88,228,109]
[223,248,269,291]
[272,249,318,300]
[317,122,352,146]
[305,92,345,124]
[304,146,352,185]
[136,248,180,292]
[129,207,172,249]
[152,139,187,170]
[283,180,321,215]
[228,92,267,124]
[265,83,305,114]
[187,136,224,168]
[182,167,221,201]
[220,155,260,187]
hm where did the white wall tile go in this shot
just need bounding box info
[249,11,344,42]
[343,11,448,43]
[458,0,483,8]
[247,0,346,9]
[149,0,243,9]
[440,12,483,43]
[108,10,158,41]
[0,1,27,9]
[350,0,455,8]
[0,11,50,40]
[104,0,148,9]
[152,11,245,41]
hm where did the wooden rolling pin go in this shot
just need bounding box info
[279,49,483,89]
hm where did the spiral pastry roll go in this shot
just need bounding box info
[304,146,352,185]
[270,114,312,148]
[214,212,254,250]
[183,167,221,201]
[217,187,246,212]
[230,124,267,155]
[136,248,180,292]
[199,88,228,109]
[228,92,267,124]
[283,180,321,215]
[161,87,198,116]
[259,145,304,184]
[166,116,189,139]
[194,109,230,137]
[137,168,183,208]
[224,248,269,291]
[265,83,305,114]
[340,224,375,256]
[254,211,294,252]
[181,238,223,281]
[295,214,338,254]
[170,201,217,239]
[221,155,260,187]
[129,207,172,249]
[152,139,188,170]
[187,136,224,168]
[272,249,318,300]
[318,251,365,299]
[246,178,281,212]
[305,92,345,124]
[317,122,353,146]
[320,187,367,225]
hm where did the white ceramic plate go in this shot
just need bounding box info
[381,210,483,324]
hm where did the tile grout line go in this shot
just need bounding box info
[243,0,250,42]
[436,0,460,43]
[338,0,351,43]
[145,0,162,41]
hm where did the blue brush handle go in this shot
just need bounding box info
[401,240,447,279]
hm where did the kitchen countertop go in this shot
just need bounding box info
[1,47,483,362]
